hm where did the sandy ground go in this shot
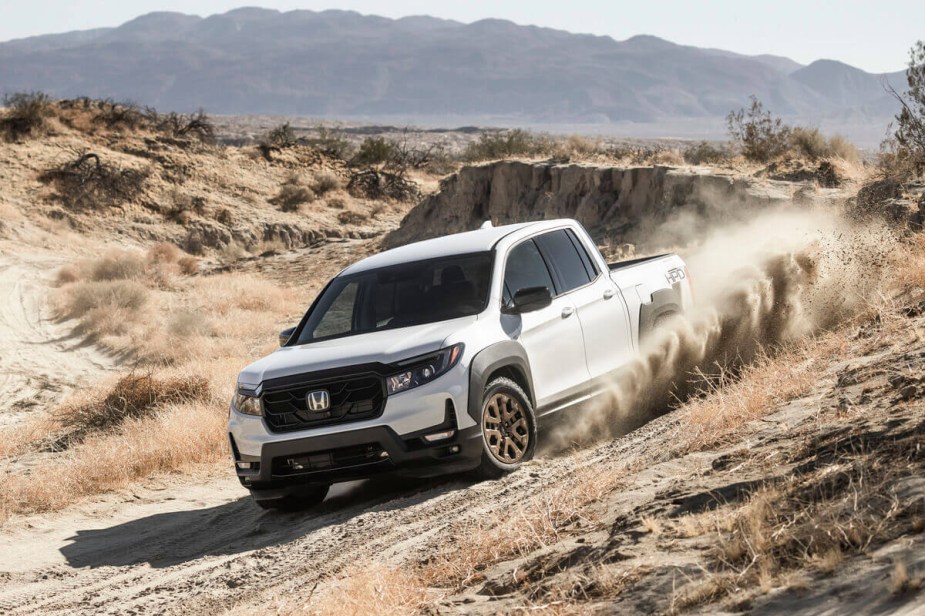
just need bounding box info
[0,238,115,427]
[1,314,924,613]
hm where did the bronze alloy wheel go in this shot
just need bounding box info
[482,392,531,464]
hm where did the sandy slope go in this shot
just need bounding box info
[0,238,115,427]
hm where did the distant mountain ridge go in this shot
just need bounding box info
[0,8,905,127]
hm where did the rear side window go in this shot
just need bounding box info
[566,229,600,279]
[503,240,555,303]
[534,230,592,294]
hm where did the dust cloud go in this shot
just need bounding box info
[548,204,897,449]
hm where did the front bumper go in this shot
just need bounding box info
[228,364,482,488]
[231,421,482,490]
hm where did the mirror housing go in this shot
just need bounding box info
[502,286,553,315]
[279,326,296,347]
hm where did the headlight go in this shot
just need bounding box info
[386,344,463,395]
[231,389,263,416]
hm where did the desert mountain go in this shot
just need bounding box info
[0,8,906,124]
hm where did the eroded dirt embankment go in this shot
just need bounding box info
[384,160,823,249]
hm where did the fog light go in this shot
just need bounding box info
[236,461,255,470]
[379,451,390,459]
[423,429,456,443]
[449,445,461,454]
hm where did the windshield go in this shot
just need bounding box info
[293,252,493,344]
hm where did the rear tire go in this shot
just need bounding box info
[477,377,537,479]
[252,484,330,511]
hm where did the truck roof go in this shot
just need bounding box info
[342,220,569,275]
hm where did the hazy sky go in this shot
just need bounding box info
[1,0,921,73]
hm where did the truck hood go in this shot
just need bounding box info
[237,316,477,386]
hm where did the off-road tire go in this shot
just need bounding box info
[253,484,330,511]
[477,377,537,479]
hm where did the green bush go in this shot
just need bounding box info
[463,129,539,161]
[726,96,791,163]
[353,136,399,167]
[889,40,925,169]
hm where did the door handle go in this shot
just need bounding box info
[561,306,575,319]
[603,288,615,300]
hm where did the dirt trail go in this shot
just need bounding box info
[0,241,115,427]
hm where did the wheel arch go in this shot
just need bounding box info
[639,286,684,342]
[467,341,535,425]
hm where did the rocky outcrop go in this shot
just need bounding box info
[384,161,806,248]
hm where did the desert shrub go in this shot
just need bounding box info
[683,141,733,165]
[308,126,353,159]
[177,255,200,275]
[651,148,685,166]
[92,100,146,131]
[888,40,925,169]
[217,241,248,263]
[214,207,234,226]
[90,251,146,281]
[789,127,859,162]
[463,129,538,161]
[353,136,398,167]
[56,279,149,338]
[39,152,149,210]
[147,242,181,265]
[326,193,348,209]
[55,265,81,286]
[264,122,296,148]
[168,310,212,337]
[167,191,207,223]
[270,174,316,212]
[347,169,420,201]
[312,170,342,195]
[1,91,53,140]
[57,372,209,439]
[726,96,792,163]
[826,135,860,162]
[338,209,369,225]
[150,109,215,143]
[258,122,297,160]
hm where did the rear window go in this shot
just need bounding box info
[534,230,592,294]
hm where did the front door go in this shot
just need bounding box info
[500,238,590,408]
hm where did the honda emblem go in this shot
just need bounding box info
[306,389,331,412]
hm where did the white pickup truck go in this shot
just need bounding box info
[229,219,692,509]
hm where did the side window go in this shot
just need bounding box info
[534,230,592,294]
[311,281,358,339]
[566,229,600,279]
[503,240,555,303]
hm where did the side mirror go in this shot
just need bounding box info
[503,286,553,314]
[279,326,296,347]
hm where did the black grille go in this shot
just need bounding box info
[261,373,385,433]
[272,443,386,477]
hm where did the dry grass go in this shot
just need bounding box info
[312,170,342,195]
[268,562,434,616]
[0,399,228,520]
[292,459,625,611]
[0,244,303,518]
[55,372,210,442]
[680,335,843,452]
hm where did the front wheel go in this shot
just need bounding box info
[252,484,330,511]
[477,377,537,479]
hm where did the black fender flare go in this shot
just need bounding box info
[467,341,535,425]
[639,286,683,341]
